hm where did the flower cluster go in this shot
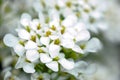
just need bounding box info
[3,13,101,73]
[3,0,105,79]
[33,0,108,33]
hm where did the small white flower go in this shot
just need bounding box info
[66,61,96,78]
[4,71,20,80]
[40,52,74,72]
[30,19,40,31]
[31,72,51,80]
[15,57,35,73]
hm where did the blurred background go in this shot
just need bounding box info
[0,0,120,80]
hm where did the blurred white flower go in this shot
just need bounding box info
[66,61,96,79]
[31,72,50,80]
[15,56,35,73]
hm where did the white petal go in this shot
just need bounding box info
[38,12,45,23]
[49,35,59,40]
[76,30,90,42]
[26,50,39,62]
[40,37,50,46]
[20,13,31,27]
[72,45,83,53]
[46,61,58,72]
[14,44,25,56]
[91,11,102,20]
[49,19,59,28]
[75,61,88,72]
[15,57,25,69]
[74,22,87,32]
[84,64,96,75]
[18,29,31,40]
[21,13,32,21]
[62,14,77,27]
[30,19,40,31]
[23,63,35,73]
[3,34,18,47]
[63,31,74,39]
[40,54,52,63]
[49,44,60,58]
[66,61,88,77]
[59,58,74,70]
[75,61,96,74]
[57,0,66,7]
[58,53,65,59]
[85,38,102,53]
[25,41,37,49]
[4,71,12,80]
[61,39,74,48]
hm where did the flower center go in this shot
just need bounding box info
[31,35,36,42]
[61,26,65,34]
[38,48,44,53]
[45,30,51,37]
[55,5,60,10]
[51,25,56,31]
[66,2,72,8]
[54,39,61,45]
[26,26,31,32]
[53,56,59,61]
[37,23,41,30]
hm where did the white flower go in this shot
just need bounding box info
[30,19,41,31]
[3,34,25,56]
[4,71,20,80]
[40,51,74,72]
[15,57,35,73]
[31,72,50,80]
[66,61,96,78]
